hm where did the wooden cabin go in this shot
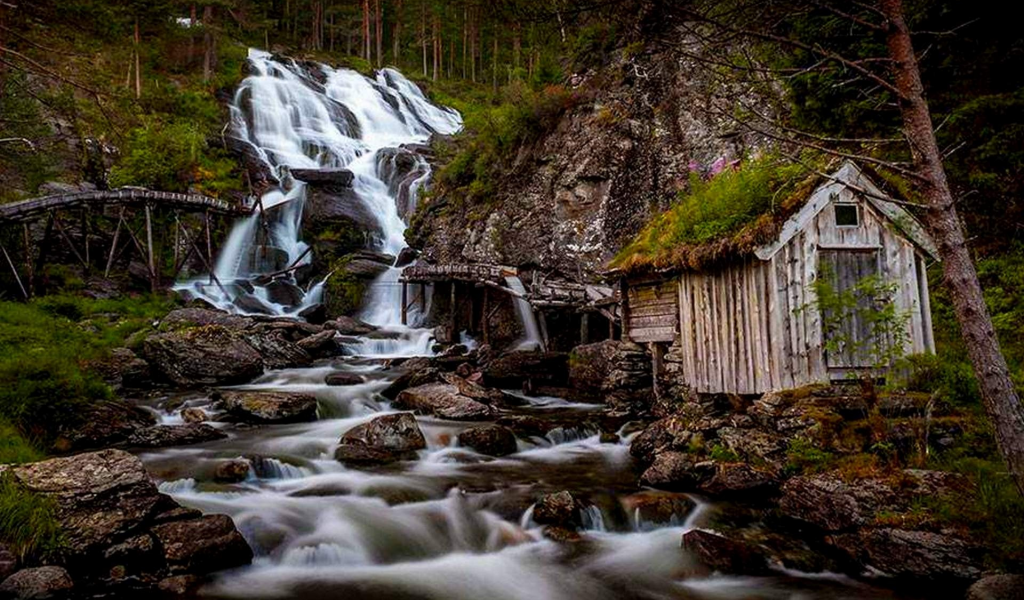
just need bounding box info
[615,161,938,394]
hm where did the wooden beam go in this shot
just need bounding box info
[401,282,408,325]
[53,213,89,269]
[105,208,124,278]
[145,204,156,292]
[22,223,33,296]
[1,242,28,299]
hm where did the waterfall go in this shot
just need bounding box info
[504,276,545,351]
[175,50,461,320]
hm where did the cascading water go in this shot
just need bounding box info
[142,51,917,600]
[175,49,461,323]
[505,275,545,351]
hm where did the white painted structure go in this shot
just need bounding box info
[624,161,938,394]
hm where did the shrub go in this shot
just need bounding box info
[0,474,65,562]
[0,423,43,465]
[784,437,834,475]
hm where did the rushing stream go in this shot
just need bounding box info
[143,51,917,600]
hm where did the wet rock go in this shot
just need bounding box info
[621,491,696,527]
[779,474,898,532]
[264,279,305,307]
[334,413,426,466]
[241,329,312,370]
[0,566,74,599]
[56,400,156,452]
[394,383,492,420]
[325,372,365,386]
[180,408,208,424]
[151,514,253,575]
[127,424,227,448]
[640,451,712,490]
[682,529,770,576]
[325,316,377,335]
[533,491,582,528]
[290,168,354,186]
[102,533,161,576]
[219,391,319,424]
[296,329,338,357]
[698,463,780,497]
[344,257,392,278]
[214,460,251,483]
[542,526,583,544]
[440,372,505,405]
[482,351,569,389]
[156,575,202,596]
[967,574,1024,600]
[495,415,555,438]
[568,340,621,399]
[297,303,328,325]
[716,427,785,464]
[457,425,518,456]
[395,247,419,268]
[93,347,152,390]
[233,292,276,315]
[142,326,264,387]
[380,366,440,400]
[629,416,695,466]
[599,432,620,444]
[829,528,982,581]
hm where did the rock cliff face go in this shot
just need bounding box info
[411,31,775,280]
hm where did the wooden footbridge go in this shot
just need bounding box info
[0,188,252,298]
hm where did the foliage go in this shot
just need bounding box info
[323,259,367,317]
[0,294,172,446]
[0,474,65,562]
[0,423,44,466]
[708,443,740,463]
[784,437,833,475]
[611,155,814,272]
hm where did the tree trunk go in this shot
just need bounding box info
[375,0,382,66]
[362,0,371,61]
[492,32,497,93]
[202,5,215,82]
[421,0,427,76]
[393,0,402,62]
[134,18,142,97]
[881,0,1024,495]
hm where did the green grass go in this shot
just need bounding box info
[0,473,65,562]
[0,294,173,450]
[611,155,814,272]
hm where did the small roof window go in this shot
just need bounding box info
[834,203,860,227]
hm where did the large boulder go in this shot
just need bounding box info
[779,474,899,532]
[620,492,695,528]
[55,400,156,452]
[394,383,492,420]
[639,452,713,490]
[532,491,582,529]
[296,330,338,357]
[830,528,982,582]
[0,566,74,599]
[219,391,319,424]
[150,515,253,575]
[629,416,696,466]
[568,340,621,399]
[334,413,426,466]
[160,308,252,331]
[682,530,770,576]
[457,425,518,456]
[325,316,377,335]
[698,463,780,497]
[141,326,264,387]
[380,365,440,400]
[240,329,312,370]
[482,351,569,389]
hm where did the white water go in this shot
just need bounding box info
[505,275,545,351]
[176,50,461,321]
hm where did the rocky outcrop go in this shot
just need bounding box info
[334,413,426,466]
[126,424,227,448]
[482,351,569,389]
[3,450,251,591]
[830,528,982,581]
[393,383,492,420]
[457,425,518,456]
[967,574,1024,600]
[55,400,156,452]
[0,566,74,599]
[568,340,620,400]
[532,491,583,529]
[218,391,319,424]
[141,326,264,387]
[602,343,652,413]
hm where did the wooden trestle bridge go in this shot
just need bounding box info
[0,188,252,298]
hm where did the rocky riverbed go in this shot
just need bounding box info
[3,307,1016,599]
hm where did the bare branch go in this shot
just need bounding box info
[0,137,37,150]
[809,0,886,32]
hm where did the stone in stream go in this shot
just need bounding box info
[334,413,426,466]
[629,415,697,466]
[298,303,328,324]
[380,364,440,400]
[141,326,264,387]
[697,462,780,497]
[829,528,983,582]
[264,279,305,307]
[967,574,1024,600]
[457,425,518,456]
[324,315,377,335]
[2,449,252,583]
[0,566,74,599]
[482,351,569,389]
[620,491,695,527]
[568,340,621,400]
[218,391,319,424]
[180,407,209,423]
[54,399,156,452]
[394,247,419,267]
[296,329,338,357]
[325,372,365,386]
[127,424,227,448]
[532,491,583,529]
[393,383,493,420]
[639,452,714,491]
[682,529,771,576]
[214,459,251,483]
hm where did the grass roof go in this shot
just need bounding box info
[610,155,823,275]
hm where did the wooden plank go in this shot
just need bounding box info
[805,221,825,383]
[704,276,718,393]
[713,273,726,393]
[630,327,676,343]
[779,245,796,389]
[628,314,679,329]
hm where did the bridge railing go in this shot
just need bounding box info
[0,188,250,223]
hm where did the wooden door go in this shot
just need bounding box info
[819,249,881,369]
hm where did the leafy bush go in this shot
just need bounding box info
[0,423,43,465]
[0,474,64,562]
[784,437,834,475]
[109,120,208,192]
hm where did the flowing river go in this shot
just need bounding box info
[141,51,914,600]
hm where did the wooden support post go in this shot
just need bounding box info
[204,211,214,276]
[450,281,458,333]
[401,282,408,325]
[105,208,124,278]
[53,214,89,269]
[145,204,156,292]
[580,312,590,345]
[1,242,28,300]
[419,283,426,312]
[609,312,615,341]
[538,311,550,350]
[482,287,490,345]
[34,212,54,280]
[619,277,631,342]
[81,209,90,271]
[22,223,33,296]
[173,213,181,272]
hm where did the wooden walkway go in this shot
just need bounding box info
[0,188,250,223]
[401,263,517,285]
